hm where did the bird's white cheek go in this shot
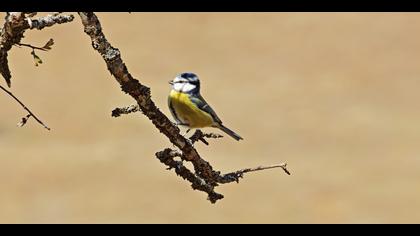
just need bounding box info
[173,83,184,91]
[182,83,196,93]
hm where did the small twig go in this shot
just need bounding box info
[217,163,290,184]
[0,84,50,130]
[189,129,223,145]
[111,104,140,117]
[239,163,291,176]
[16,43,48,51]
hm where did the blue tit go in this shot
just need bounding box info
[168,72,243,141]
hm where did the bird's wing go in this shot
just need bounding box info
[189,93,223,124]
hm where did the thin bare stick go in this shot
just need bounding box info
[0,84,50,130]
[240,163,290,175]
[217,163,290,184]
[238,163,291,176]
[16,43,48,51]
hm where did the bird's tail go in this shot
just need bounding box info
[217,124,243,141]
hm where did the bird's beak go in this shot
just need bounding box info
[168,80,174,85]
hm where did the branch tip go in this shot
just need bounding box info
[111,104,140,117]
[0,85,50,130]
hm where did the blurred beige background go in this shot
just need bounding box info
[1,12,420,223]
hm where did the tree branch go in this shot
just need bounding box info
[0,84,50,130]
[0,12,74,87]
[156,148,290,203]
[26,13,74,30]
[0,12,289,203]
[0,12,26,87]
[78,12,289,203]
[78,12,222,187]
[156,148,224,203]
[111,106,223,145]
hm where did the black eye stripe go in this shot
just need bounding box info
[189,81,199,85]
[175,80,198,85]
[175,80,187,83]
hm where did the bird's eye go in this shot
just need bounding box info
[174,78,190,84]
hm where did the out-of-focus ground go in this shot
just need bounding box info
[1,13,420,223]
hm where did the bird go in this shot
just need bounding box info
[168,72,243,141]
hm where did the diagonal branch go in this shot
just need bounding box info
[0,12,289,203]
[78,12,289,203]
[78,12,222,187]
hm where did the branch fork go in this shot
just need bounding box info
[1,12,290,203]
[1,12,74,129]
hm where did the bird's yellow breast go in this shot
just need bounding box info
[169,90,214,128]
